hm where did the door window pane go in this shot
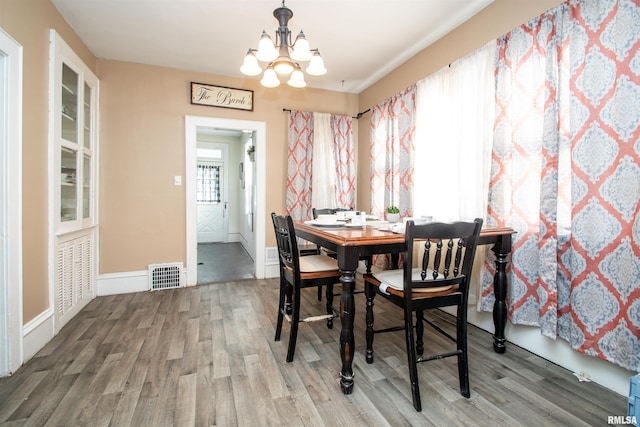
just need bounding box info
[197,164,221,203]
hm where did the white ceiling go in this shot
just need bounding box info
[51,0,494,94]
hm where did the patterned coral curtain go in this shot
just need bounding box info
[286,110,356,219]
[286,111,314,220]
[481,0,640,371]
[370,85,416,268]
[369,85,416,219]
[331,115,356,208]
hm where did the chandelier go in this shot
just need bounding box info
[240,1,326,88]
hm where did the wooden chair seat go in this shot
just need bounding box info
[298,254,342,273]
[366,268,455,296]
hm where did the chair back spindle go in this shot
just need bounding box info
[407,221,481,297]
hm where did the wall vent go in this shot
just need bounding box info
[149,262,183,290]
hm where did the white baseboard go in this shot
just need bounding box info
[97,270,149,295]
[227,233,241,243]
[264,263,279,279]
[97,268,192,296]
[22,308,54,361]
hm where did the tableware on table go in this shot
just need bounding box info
[390,223,406,233]
[351,213,365,225]
[305,220,342,227]
[317,214,337,224]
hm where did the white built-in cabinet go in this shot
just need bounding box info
[49,30,99,330]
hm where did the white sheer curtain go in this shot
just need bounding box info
[414,41,495,222]
[311,112,337,209]
[414,42,495,303]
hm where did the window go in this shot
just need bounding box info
[196,164,221,203]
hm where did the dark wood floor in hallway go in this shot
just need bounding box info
[0,278,628,426]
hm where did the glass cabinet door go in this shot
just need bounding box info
[61,64,78,144]
[52,28,98,233]
[83,82,91,149]
[83,153,91,219]
[58,59,94,229]
[61,146,78,222]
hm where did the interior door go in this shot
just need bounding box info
[197,160,227,242]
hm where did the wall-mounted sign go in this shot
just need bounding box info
[190,82,253,111]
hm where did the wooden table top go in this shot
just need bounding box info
[294,220,515,247]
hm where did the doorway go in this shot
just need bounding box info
[185,116,266,286]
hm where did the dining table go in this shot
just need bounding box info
[293,219,515,394]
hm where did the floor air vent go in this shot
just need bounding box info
[149,262,183,290]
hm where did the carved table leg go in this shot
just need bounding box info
[491,239,510,353]
[339,270,356,394]
[365,281,375,364]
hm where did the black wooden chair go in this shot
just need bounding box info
[363,218,483,411]
[271,213,342,362]
[311,207,340,218]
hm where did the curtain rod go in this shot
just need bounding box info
[282,108,371,119]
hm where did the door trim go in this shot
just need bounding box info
[0,27,23,375]
[185,116,266,285]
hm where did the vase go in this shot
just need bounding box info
[387,213,400,223]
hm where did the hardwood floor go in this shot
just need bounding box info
[0,278,628,426]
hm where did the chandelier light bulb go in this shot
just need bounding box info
[260,66,280,87]
[256,31,278,62]
[273,57,295,75]
[291,31,312,62]
[287,67,306,88]
[306,50,327,76]
[240,50,262,76]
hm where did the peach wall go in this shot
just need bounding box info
[97,60,359,273]
[0,0,96,322]
[356,0,564,210]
